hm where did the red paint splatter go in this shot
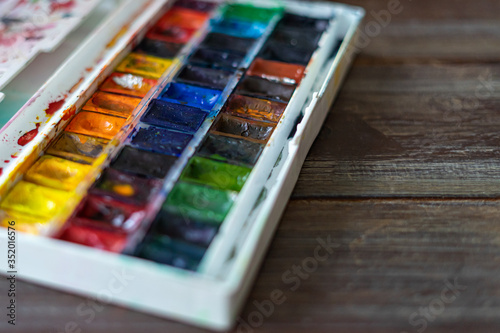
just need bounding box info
[0,35,19,47]
[85,67,93,72]
[18,123,40,146]
[14,0,28,9]
[10,155,17,158]
[50,0,75,13]
[62,106,76,121]
[0,168,3,176]
[4,160,9,163]
[45,98,66,116]
[69,78,84,93]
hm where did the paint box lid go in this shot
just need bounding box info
[0,0,100,91]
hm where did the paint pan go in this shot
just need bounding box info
[91,168,163,205]
[116,53,173,79]
[278,12,331,31]
[46,132,109,165]
[135,235,207,271]
[247,58,306,85]
[60,224,128,253]
[197,133,264,166]
[163,182,236,224]
[189,47,244,70]
[152,210,219,247]
[211,19,267,39]
[141,99,207,132]
[201,33,255,55]
[270,27,323,51]
[73,194,146,233]
[259,42,315,66]
[25,155,92,191]
[0,181,69,219]
[236,76,295,102]
[222,3,282,23]
[135,38,183,59]
[211,114,276,143]
[99,73,157,98]
[129,125,193,156]
[222,94,287,123]
[176,64,234,90]
[82,91,141,118]
[65,111,127,140]
[111,146,178,179]
[146,26,195,45]
[156,7,209,30]
[161,82,221,110]
[0,211,48,235]
[181,156,252,192]
[174,0,218,12]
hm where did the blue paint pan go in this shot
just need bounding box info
[141,99,207,133]
[211,18,267,39]
[160,82,222,110]
[129,125,193,156]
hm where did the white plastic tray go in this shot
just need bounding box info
[0,1,364,330]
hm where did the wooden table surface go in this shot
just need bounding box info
[4,0,500,332]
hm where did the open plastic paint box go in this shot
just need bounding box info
[0,0,364,330]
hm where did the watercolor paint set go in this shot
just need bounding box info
[0,0,364,330]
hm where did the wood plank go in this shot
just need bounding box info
[341,0,500,21]
[354,21,500,65]
[336,0,500,64]
[238,199,500,333]
[293,64,500,197]
[4,199,500,333]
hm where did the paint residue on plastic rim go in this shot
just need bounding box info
[45,98,67,116]
[18,123,41,146]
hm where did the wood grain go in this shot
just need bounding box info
[239,199,500,333]
[293,64,500,197]
[3,0,500,332]
[3,200,500,333]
